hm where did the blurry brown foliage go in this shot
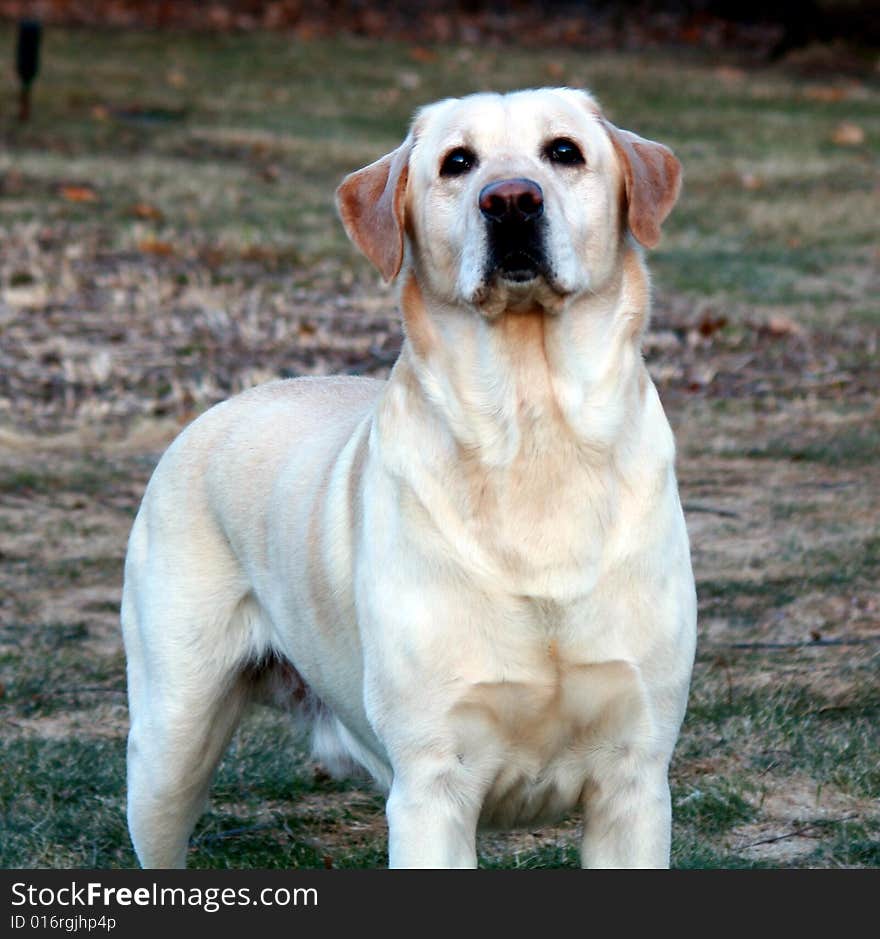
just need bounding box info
[1,3,876,72]
[0,1,788,54]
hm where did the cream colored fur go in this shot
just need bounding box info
[122,87,696,869]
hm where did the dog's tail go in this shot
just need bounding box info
[248,650,392,790]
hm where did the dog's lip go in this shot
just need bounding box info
[494,260,573,296]
[500,271,539,284]
[482,265,569,297]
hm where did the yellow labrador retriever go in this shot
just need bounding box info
[122,87,696,869]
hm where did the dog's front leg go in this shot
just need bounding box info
[580,758,672,869]
[386,769,480,869]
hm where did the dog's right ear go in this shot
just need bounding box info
[336,140,412,283]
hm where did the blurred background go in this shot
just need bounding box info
[0,1,877,868]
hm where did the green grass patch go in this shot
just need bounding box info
[670,779,769,869]
[0,463,129,497]
[0,737,133,868]
[0,620,125,717]
[683,675,879,800]
[481,843,579,869]
[673,780,756,835]
[0,710,382,869]
[743,425,880,467]
[698,534,880,625]
[823,818,880,867]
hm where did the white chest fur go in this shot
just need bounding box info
[453,649,649,828]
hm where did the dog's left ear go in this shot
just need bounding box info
[601,120,681,250]
[336,139,412,282]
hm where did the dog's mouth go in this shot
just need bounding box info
[496,249,545,283]
[471,214,571,315]
[485,220,552,287]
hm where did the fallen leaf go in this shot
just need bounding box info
[128,202,164,221]
[408,46,438,63]
[199,247,226,268]
[294,23,318,41]
[137,238,175,257]
[831,122,865,146]
[803,85,848,103]
[697,311,728,338]
[59,184,98,203]
[740,172,764,190]
[715,66,745,83]
[241,245,279,263]
[766,314,804,337]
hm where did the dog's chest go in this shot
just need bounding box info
[451,639,646,829]
[463,448,619,602]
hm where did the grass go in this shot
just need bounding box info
[686,671,879,797]
[0,618,125,718]
[744,426,880,467]
[0,26,878,869]
[0,462,129,496]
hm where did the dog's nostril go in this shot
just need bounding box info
[516,191,541,217]
[479,178,544,223]
[485,194,507,219]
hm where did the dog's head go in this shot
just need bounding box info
[337,88,681,316]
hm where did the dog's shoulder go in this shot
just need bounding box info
[147,376,384,501]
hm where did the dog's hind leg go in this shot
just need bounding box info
[122,512,262,869]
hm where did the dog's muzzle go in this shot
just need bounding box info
[479,178,549,284]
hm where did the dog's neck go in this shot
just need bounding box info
[385,244,652,467]
[374,245,670,591]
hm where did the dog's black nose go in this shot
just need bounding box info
[479,178,544,224]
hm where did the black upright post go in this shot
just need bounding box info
[16,19,42,122]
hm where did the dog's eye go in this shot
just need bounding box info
[440,147,477,177]
[545,138,585,166]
